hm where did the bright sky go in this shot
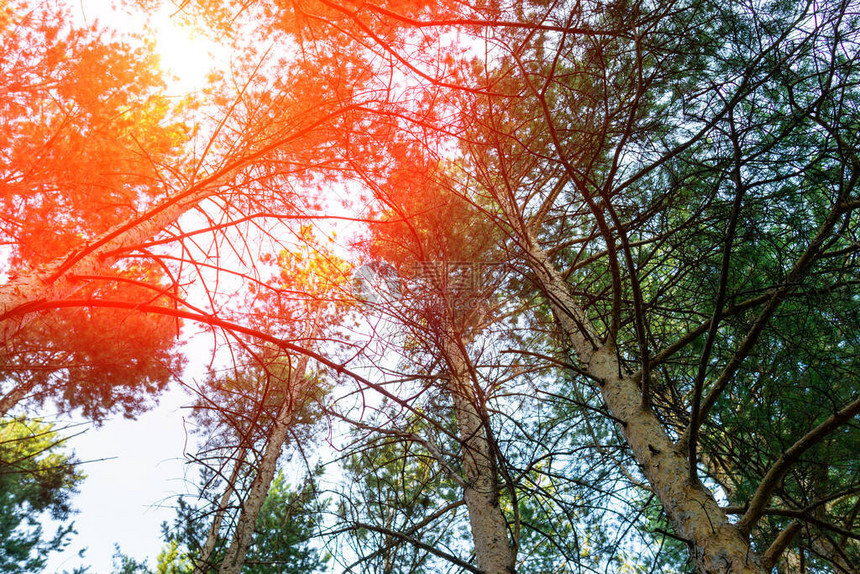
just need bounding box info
[42,388,193,573]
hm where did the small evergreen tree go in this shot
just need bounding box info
[158,470,328,574]
[0,418,84,573]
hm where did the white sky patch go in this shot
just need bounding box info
[40,388,193,574]
[149,4,229,95]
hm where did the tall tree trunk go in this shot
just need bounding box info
[444,332,516,574]
[217,345,315,574]
[192,448,248,574]
[523,240,765,574]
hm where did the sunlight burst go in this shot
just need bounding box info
[150,6,226,94]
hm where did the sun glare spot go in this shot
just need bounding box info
[73,0,227,95]
[150,7,227,94]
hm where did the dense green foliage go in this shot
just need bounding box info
[154,471,327,574]
[0,418,83,573]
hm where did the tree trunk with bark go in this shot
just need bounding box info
[217,347,315,574]
[444,331,516,574]
[192,448,248,574]
[523,239,765,574]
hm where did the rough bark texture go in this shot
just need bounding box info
[217,350,314,574]
[525,241,765,574]
[444,334,516,574]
